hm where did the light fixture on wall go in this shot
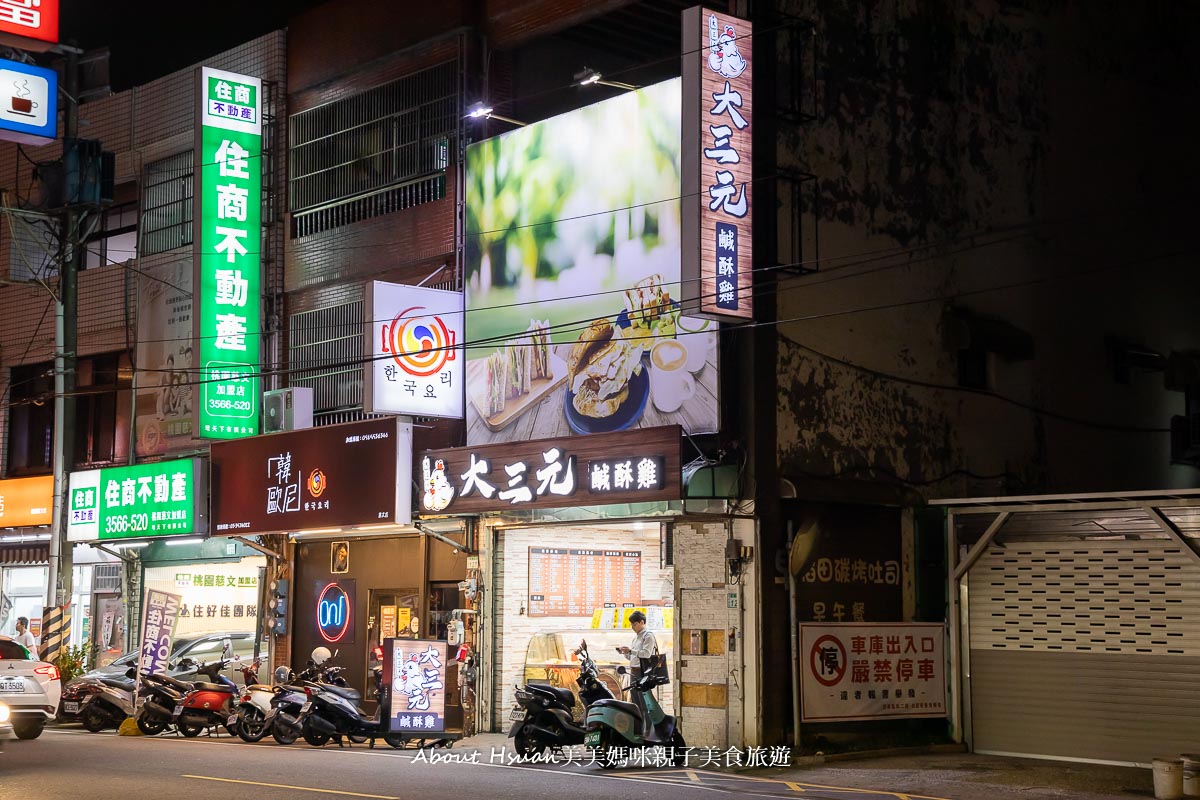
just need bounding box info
[465,101,526,127]
[574,67,639,92]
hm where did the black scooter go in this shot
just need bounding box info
[297,662,406,749]
[507,639,615,757]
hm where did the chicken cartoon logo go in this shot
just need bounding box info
[396,645,444,711]
[421,456,455,512]
[708,14,748,79]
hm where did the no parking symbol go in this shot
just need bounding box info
[809,633,846,687]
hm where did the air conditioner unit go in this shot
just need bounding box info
[263,387,314,434]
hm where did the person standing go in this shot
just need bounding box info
[13,616,39,659]
[616,610,657,680]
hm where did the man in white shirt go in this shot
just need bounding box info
[617,610,656,680]
[13,616,39,659]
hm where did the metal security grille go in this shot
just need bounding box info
[93,563,122,591]
[968,541,1198,656]
[288,60,457,235]
[288,301,365,423]
[141,150,194,256]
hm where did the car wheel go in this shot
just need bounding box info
[236,706,269,743]
[81,706,109,733]
[12,717,45,740]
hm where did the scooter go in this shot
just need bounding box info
[267,648,347,745]
[298,662,399,748]
[134,659,203,736]
[584,655,685,768]
[170,657,240,737]
[508,639,615,757]
[74,673,137,732]
[230,656,277,743]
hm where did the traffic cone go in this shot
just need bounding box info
[118,718,143,736]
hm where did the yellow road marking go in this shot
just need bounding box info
[687,769,702,783]
[182,775,399,799]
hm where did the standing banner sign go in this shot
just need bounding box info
[681,7,754,321]
[139,589,182,677]
[800,622,946,722]
[194,66,262,440]
[383,638,448,734]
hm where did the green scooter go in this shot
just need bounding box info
[583,655,686,768]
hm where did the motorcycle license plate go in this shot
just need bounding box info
[508,706,525,722]
[63,701,81,714]
[173,705,184,716]
[227,713,239,726]
[300,702,312,712]
[584,731,602,747]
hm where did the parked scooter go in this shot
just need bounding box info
[74,673,137,732]
[295,650,401,749]
[170,656,240,737]
[507,639,615,757]
[134,659,203,736]
[584,655,685,768]
[267,648,344,745]
[230,656,277,743]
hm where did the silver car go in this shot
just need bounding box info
[0,638,62,739]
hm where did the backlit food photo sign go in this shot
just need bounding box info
[316,580,354,644]
[194,66,262,440]
[463,78,720,448]
[681,7,753,321]
[364,282,464,419]
[419,425,682,514]
[0,58,57,145]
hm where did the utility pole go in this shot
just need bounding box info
[46,49,81,610]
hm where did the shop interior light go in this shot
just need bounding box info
[165,537,204,546]
[112,541,150,549]
[300,527,344,534]
[354,524,395,531]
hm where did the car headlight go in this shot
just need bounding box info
[0,702,10,724]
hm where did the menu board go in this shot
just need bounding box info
[528,547,642,617]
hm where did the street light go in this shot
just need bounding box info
[465,101,526,127]
[574,67,639,92]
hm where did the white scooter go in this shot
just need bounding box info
[229,656,275,742]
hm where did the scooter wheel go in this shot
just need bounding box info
[596,744,622,770]
[303,729,331,747]
[513,731,546,758]
[272,726,298,745]
[137,717,167,736]
[670,731,687,766]
[178,723,204,738]
[236,707,270,743]
[348,735,368,744]
[80,706,109,733]
[383,734,407,749]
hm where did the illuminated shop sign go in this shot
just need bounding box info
[316,580,354,645]
[0,0,59,51]
[419,425,681,514]
[66,459,204,542]
[0,57,57,145]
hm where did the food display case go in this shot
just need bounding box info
[521,628,675,718]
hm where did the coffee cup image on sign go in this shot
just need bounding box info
[9,79,37,115]
[1,72,48,125]
[677,316,716,373]
[649,339,695,413]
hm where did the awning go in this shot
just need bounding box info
[0,542,50,565]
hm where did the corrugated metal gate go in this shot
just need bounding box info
[947,499,1200,766]
[967,539,1200,763]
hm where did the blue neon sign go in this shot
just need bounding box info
[316,581,352,644]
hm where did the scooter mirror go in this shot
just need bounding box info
[617,666,628,675]
[124,667,136,679]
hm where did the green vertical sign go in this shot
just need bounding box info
[66,459,203,542]
[195,66,262,439]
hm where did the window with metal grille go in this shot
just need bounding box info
[141,150,194,256]
[288,60,457,237]
[94,564,122,591]
[288,301,366,423]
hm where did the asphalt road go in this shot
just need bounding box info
[0,728,1156,800]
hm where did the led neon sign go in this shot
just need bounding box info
[316,582,351,643]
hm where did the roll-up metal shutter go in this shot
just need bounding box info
[966,540,1200,764]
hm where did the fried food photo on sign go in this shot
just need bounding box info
[567,319,644,418]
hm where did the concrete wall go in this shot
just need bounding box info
[774,0,1200,497]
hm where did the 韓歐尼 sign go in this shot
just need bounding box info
[66,459,205,542]
[419,425,681,514]
[0,0,58,51]
[364,282,464,419]
[800,622,946,722]
[210,416,413,535]
[194,66,262,440]
[0,57,57,145]
[0,475,52,527]
[385,638,447,734]
[138,589,182,676]
[681,7,753,320]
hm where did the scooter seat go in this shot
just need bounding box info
[101,677,135,691]
[529,684,575,708]
[321,684,361,703]
[194,681,236,693]
[590,697,642,720]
